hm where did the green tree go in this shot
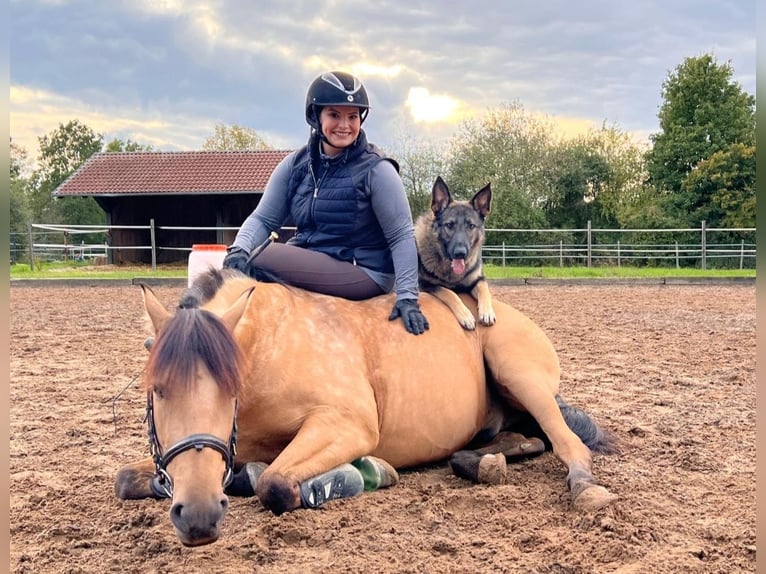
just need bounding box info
[447,102,555,236]
[645,54,755,225]
[104,137,154,152]
[681,143,755,228]
[30,120,104,224]
[202,124,272,151]
[10,140,32,261]
[546,140,614,230]
[546,125,652,230]
[384,125,451,218]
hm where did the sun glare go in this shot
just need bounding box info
[405,87,462,123]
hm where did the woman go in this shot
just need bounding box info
[223,71,429,335]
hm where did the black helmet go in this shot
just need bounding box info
[305,71,370,129]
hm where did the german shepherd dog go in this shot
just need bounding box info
[414,176,495,330]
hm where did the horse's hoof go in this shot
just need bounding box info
[477,453,507,485]
[572,485,618,511]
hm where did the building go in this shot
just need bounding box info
[52,150,291,264]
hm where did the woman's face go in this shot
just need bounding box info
[319,106,362,153]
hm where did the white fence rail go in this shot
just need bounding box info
[10,220,757,271]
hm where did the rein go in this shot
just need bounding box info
[145,391,238,498]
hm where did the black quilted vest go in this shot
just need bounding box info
[285,131,398,274]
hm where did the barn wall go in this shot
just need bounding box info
[101,194,261,264]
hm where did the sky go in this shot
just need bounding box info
[9,0,757,168]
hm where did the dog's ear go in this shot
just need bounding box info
[471,182,492,219]
[431,176,452,215]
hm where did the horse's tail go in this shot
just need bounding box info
[507,394,619,455]
[554,395,619,455]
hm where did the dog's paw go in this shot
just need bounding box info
[456,310,476,330]
[478,306,496,326]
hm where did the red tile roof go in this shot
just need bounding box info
[53,150,292,197]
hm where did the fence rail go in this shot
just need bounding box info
[10,220,757,271]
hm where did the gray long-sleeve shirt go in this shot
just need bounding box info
[232,149,420,301]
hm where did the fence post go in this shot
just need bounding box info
[27,223,34,269]
[587,220,592,268]
[740,239,745,270]
[701,220,706,271]
[150,218,157,272]
[617,240,621,268]
[559,240,563,267]
[502,241,506,267]
[675,242,680,269]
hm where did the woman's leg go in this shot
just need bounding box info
[251,243,385,300]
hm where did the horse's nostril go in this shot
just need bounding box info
[220,497,229,512]
[171,502,184,519]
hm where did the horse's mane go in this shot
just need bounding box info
[143,297,244,397]
[180,267,285,308]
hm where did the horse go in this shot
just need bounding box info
[115,268,618,546]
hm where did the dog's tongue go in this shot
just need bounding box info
[451,259,466,275]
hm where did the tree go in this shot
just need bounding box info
[545,140,613,229]
[681,143,755,228]
[10,140,32,260]
[202,124,272,151]
[446,102,555,236]
[104,138,154,152]
[645,54,756,225]
[30,120,104,224]
[384,124,451,218]
[546,125,650,230]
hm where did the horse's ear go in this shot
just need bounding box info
[139,283,171,334]
[221,286,256,333]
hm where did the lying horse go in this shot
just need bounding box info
[115,269,617,546]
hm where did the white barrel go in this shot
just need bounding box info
[188,244,227,287]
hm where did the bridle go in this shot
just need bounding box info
[145,390,238,498]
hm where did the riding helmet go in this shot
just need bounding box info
[305,71,370,129]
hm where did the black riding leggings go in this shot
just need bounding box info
[250,242,386,301]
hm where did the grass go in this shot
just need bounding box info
[10,261,756,280]
[483,264,755,279]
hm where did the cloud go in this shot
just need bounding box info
[9,0,755,165]
[11,84,218,157]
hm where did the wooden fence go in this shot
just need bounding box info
[10,221,757,271]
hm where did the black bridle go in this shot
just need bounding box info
[145,390,238,498]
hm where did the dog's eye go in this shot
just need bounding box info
[443,222,455,230]
[467,223,476,229]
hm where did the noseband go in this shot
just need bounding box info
[145,391,238,498]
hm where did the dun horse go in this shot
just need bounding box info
[115,269,617,546]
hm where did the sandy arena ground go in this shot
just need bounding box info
[9,282,756,573]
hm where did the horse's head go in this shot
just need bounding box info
[140,283,253,546]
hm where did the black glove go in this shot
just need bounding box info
[388,299,429,335]
[222,246,250,273]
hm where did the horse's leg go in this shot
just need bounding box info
[254,413,398,515]
[225,462,268,497]
[482,328,617,510]
[450,431,546,484]
[115,458,165,500]
[501,380,617,510]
